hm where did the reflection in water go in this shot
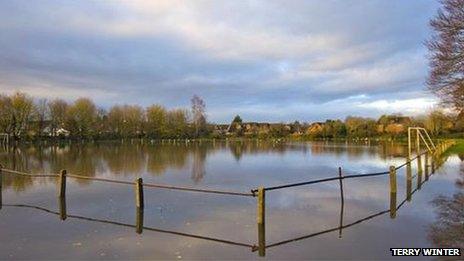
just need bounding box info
[0,164,432,257]
[263,163,429,253]
[428,154,464,250]
[0,143,430,191]
[0,140,408,192]
[191,144,207,183]
[0,141,458,259]
[1,203,255,250]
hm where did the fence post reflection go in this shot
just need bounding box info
[59,194,67,220]
[136,207,144,234]
[389,166,397,219]
[256,187,265,257]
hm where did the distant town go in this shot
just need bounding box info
[0,92,461,142]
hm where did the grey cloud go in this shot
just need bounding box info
[0,0,440,122]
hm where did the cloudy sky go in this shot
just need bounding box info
[0,0,441,123]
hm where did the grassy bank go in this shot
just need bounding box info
[446,139,464,154]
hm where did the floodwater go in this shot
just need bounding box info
[0,140,462,260]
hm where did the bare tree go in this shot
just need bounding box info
[427,0,464,114]
[191,95,207,137]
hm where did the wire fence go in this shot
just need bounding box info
[253,148,438,193]
[0,139,456,257]
[0,168,255,197]
[0,142,444,254]
[0,140,454,197]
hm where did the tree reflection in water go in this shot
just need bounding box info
[428,153,464,250]
[191,144,207,183]
[0,140,414,192]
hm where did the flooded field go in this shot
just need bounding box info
[0,140,462,259]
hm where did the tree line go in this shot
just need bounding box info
[0,92,208,140]
[0,92,462,141]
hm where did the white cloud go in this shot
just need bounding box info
[357,97,437,115]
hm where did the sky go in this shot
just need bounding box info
[0,0,442,123]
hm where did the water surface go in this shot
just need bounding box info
[0,141,462,259]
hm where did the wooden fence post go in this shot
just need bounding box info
[431,151,436,174]
[338,167,344,238]
[417,154,423,190]
[58,169,67,198]
[135,178,144,234]
[389,166,397,194]
[424,151,429,181]
[417,154,423,175]
[406,160,412,202]
[135,178,144,209]
[0,164,3,210]
[257,187,265,257]
[389,166,397,219]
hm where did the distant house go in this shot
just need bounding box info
[44,126,70,137]
[213,121,304,137]
[377,115,412,134]
[56,128,70,137]
[306,122,324,136]
[212,124,230,136]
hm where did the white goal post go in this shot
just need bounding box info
[407,127,436,160]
